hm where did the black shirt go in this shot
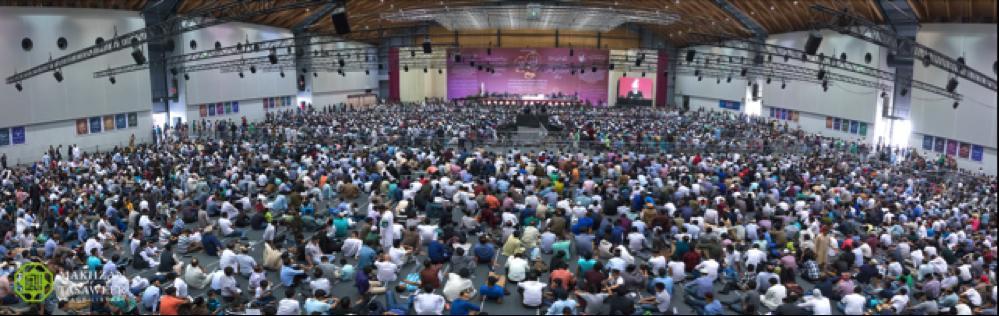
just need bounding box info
[607,295,635,315]
[774,303,809,315]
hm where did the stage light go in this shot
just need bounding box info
[131,48,146,65]
[404,65,409,72]
[608,64,615,70]
[366,69,370,75]
[238,71,244,78]
[740,68,747,77]
[423,67,428,73]
[54,70,63,82]
[184,73,190,80]
[641,72,646,77]
[314,72,318,77]
[817,69,826,80]
[953,101,959,109]
[15,82,22,91]
[766,77,772,84]
[250,65,257,74]
[946,77,958,92]
[592,66,597,72]
[726,76,732,83]
[781,80,787,89]
[900,88,908,96]
[109,76,116,84]
[280,70,285,78]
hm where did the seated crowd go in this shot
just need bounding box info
[0,102,995,315]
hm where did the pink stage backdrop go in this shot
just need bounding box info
[447,48,609,104]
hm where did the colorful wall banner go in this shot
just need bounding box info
[115,114,127,129]
[922,135,934,150]
[946,139,958,156]
[971,145,984,162]
[76,119,89,135]
[959,143,971,159]
[934,137,945,152]
[89,117,102,133]
[128,113,138,127]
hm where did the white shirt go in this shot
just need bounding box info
[890,294,909,313]
[277,298,301,315]
[745,248,767,267]
[173,278,188,297]
[413,292,446,315]
[219,249,238,272]
[963,288,982,306]
[309,278,331,296]
[505,257,530,282]
[695,259,720,281]
[668,261,686,281]
[841,293,866,315]
[799,296,831,315]
[375,261,398,282]
[519,280,547,306]
[218,217,235,235]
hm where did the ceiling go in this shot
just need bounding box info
[2,0,996,46]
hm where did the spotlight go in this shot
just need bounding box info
[641,72,646,77]
[740,68,747,77]
[170,68,178,76]
[623,72,627,77]
[410,50,416,57]
[817,69,826,80]
[953,101,959,109]
[422,40,432,54]
[131,48,146,65]
[54,70,63,82]
[314,72,318,77]
[404,65,409,72]
[822,80,829,91]
[365,69,370,75]
[184,73,189,80]
[280,70,285,78]
[726,76,732,83]
[268,50,278,64]
[608,64,615,70]
[109,76,116,84]
[766,77,772,84]
[15,82,22,91]
[781,81,787,89]
[635,58,642,67]
[900,88,908,96]
[249,65,256,74]
[946,77,958,92]
[238,71,244,78]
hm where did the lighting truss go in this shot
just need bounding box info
[93,35,381,78]
[382,4,680,32]
[810,5,997,92]
[6,0,325,84]
[679,51,961,101]
[683,33,960,100]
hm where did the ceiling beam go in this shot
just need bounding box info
[712,0,768,39]
[292,1,339,32]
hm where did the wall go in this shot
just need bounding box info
[909,24,997,175]
[398,47,447,102]
[0,7,153,165]
[673,46,753,109]
[177,22,297,123]
[310,40,380,107]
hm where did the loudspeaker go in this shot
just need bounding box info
[54,70,63,82]
[946,78,958,92]
[804,32,822,55]
[422,41,432,54]
[268,52,278,64]
[685,50,695,62]
[131,49,146,65]
[740,68,747,77]
[752,83,759,100]
[332,10,350,35]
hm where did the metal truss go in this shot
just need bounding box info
[810,5,997,92]
[681,51,961,100]
[683,33,960,99]
[6,0,326,84]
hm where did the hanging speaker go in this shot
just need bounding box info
[946,78,958,92]
[752,83,759,99]
[864,52,872,64]
[53,70,63,82]
[332,9,350,35]
[131,49,146,65]
[804,32,822,55]
[740,68,747,77]
[685,50,695,62]
[422,41,432,54]
[269,51,278,64]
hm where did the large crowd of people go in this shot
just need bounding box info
[0,101,995,315]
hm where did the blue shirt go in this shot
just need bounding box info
[280,266,305,287]
[450,299,480,315]
[473,244,495,262]
[653,276,674,295]
[304,298,331,314]
[357,246,377,269]
[427,241,447,263]
[692,276,713,297]
[87,256,102,272]
[479,285,504,300]
[704,300,723,315]
[140,286,160,310]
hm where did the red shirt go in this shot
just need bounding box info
[550,269,574,290]
[159,295,186,315]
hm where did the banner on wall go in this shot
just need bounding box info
[200,104,208,117]
[0,128,8,146]
[934,137,945,153]
[128,113,138,127]
[959,143,971,159]
[833,118,841,130]
[89,117,102,133]
[842,120,850,132]
[76,119,89,135]
[208,104,216,116]
[115,114,127,129]
[826,117,833,128]
[858,122,867,136]
[224,102,232,114]
[946,139,958,156]
[216,103,224,115]
[232,101,239,113]
[103,115,115,131]
[849,121,859,134]
[11,127,25,145]
[922,135,934,150]
[718,100,741,110]
[971,145,984,162]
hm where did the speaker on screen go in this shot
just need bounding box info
[332,9,350,35]
[804,32,822,55]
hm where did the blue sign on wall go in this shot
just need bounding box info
[10,127,25,144]
[719,100,741,110]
